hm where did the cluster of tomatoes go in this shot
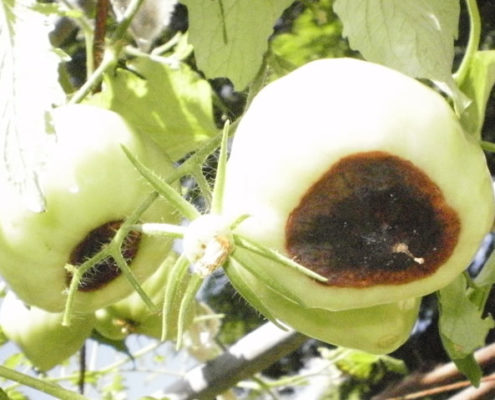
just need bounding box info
[0,58,493,370]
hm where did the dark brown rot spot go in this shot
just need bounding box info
[67,220,141,291]
[285,151,460,288]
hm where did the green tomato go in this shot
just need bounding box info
[0,292,95,371]
[94,253,194,340]
[228,250,420,354]
[0,104,178,313]
[224,58,495,312]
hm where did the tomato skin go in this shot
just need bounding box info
[223,58,495,312]
[228,250,420,354]
[0,104,178,313]
[0,292,95,371]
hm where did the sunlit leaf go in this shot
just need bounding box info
[90,56,218,161]
[438,274,494,384]
[0,0,64,212]
[271,0,349,71]
[333,0,465,106]
[458,50,495,137]
[181,0,294,90]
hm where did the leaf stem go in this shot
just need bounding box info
[129,222,186,237]
[454,0,481,86]
[62,249,110,326]
[481,140,495,153]
[111,250,158,313]
[122,146,200,220]
[68,44,120,104]
[111,0,146,42]
[211,120,230,214]
[0,366,88,400]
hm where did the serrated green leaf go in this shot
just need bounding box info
[90,56,218,161]
[181,0,294,90]
[438,274,494,360]
[333,0,461,98]
[459,50,495,137]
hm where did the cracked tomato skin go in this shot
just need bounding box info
[0,104,179,313]
[0,292,95,371]
[223,58,495,312]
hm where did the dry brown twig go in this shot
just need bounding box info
[373,343,495,400]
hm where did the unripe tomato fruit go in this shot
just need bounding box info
[0,292,95,371]
[228,257,420,354]
[0,104,178,313]
[94,253,194,340]
[224,58,495,312]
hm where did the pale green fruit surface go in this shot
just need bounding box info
[228,250,420,354]
[0,104,178,313]
[0,292,95,371]
[94,253,194,340]
[224,58,495,311]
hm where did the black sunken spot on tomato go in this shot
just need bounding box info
[285,151,460,287]
[67,220,141,291]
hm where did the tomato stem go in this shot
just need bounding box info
[130,222,186,237]
[112,250,159,313]
[62,249,110,326]
[0,366,88,400]
[454,0,481,86]
[122,146,201,220]
[68,45,119,104]
[111,0,145,43]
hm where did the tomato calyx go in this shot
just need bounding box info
[66,220,142,291]
[183,215,234,278]
[286,151,461,288]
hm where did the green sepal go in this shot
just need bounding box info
[225,256,287,331]
[230,246,308,307]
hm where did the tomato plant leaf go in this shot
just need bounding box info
[437,274,494,384]
[473,248,495,288]
[450,353,482,387]
[331,349,407,380]
[333,0,463,103]
[181,0,294,90]
[458,50,495,137]
[90,55,218,161]
[270,0,349,72]
[0,0,64,212]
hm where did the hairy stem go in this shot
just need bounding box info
[0,366,88,400]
